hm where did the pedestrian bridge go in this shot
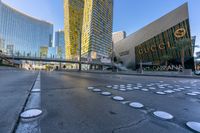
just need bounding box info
[2,55,112,66]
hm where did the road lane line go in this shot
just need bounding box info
[15,71,42,133]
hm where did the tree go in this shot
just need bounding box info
[161,54,172,66]
[175,38,192,70]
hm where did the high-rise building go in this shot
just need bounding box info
[64,0,84,60]
[64,0,113,60]
[0,1,53,57]
[55,30,65,59]
[112,31,126,44]
[81,0,113,59]
[40,46,63,59]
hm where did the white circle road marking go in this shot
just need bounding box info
[113,96,124,101]
[141,89,149,92]
[101,92,111,96]
[92,89,101,92]
[153,111,173,120]
[20,109,42,119]
[129,102,144,108]
[88,87,94,90]
[31,89,40,92]
[186,121,200,132]
[186,93,198,96]
[156,92,166,95]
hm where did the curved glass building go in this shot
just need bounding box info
[0,0,53,57]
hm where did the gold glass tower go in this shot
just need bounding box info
[64,0,84,60]
[64,0,113,60]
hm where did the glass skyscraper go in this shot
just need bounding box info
[55,30,66,59]
[64,0,113,60]
[0,1,53,57]
[64,0,84,60]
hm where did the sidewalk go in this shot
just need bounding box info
[82,70,200,79]
[0,66,16,70]
[0,70,37,133]
[0,66,25,71]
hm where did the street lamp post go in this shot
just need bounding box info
[78,30,82,72]
[111,41,114,72]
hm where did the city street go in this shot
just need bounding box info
[1,69,200,133]
[0,0,200,132]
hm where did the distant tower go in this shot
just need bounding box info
[112,31,126,44]
[55,30,65,59]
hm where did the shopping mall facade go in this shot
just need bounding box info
[114,3,194,71]
[0,0,53,57]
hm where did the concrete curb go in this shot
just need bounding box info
[81,71,200,79]
[10,72,39,133]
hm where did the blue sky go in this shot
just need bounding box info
[2,0,200,52]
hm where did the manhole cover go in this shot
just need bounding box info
[186,121,200,132]
[156,92,166,95]
[113,96,124,101]
[101,92,111,96]
[129,102,144,108]
[20,109,42,119]
[93,89,101,92]
[153,111,173,120]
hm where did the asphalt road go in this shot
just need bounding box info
[0,69,37,133]
[40,71,200,133]
[0,69,200,133]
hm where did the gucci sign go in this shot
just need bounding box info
[174,28,186,38]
